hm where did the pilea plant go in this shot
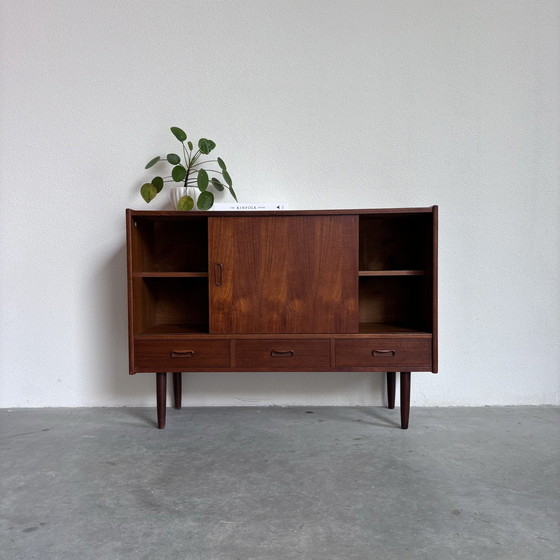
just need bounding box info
[141,127,237,210]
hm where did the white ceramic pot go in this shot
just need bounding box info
[169,186,198,210]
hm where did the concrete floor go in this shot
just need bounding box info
[0,406,558,560]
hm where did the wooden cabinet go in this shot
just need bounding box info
[126,207,438,429]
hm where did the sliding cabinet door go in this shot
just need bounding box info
[209,215,358,334]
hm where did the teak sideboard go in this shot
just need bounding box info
[126,207,438,429]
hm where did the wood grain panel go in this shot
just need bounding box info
[235,339,330,370]
[209,216,358,334]
[135,339,230,371]
[335,338,431,368]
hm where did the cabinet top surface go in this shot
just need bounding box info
[127,206,437,219]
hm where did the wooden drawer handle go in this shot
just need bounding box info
[171,350,195,358]
[372,349,396,357]
[270,350,294,358]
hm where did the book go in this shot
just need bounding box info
[211,202,289,211]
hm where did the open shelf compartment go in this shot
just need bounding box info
[359,214,433,272]
[358,275,433,334]
[131,217,208,273]
[133,277,209,335]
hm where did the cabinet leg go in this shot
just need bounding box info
[400,372,411,429]
[387,372,396,409]
[156,372,167,429]
[173,372,182,409]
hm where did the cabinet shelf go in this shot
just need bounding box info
[133,272,209,278]
[358,270,426,277]
[138,323,209,335]
[358,322,431,335]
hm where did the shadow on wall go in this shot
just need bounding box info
[179,371,386,408]
[88,243,153,404]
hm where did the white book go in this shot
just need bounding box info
[211,202,289,211]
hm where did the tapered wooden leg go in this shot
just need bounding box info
[156,372,167,429]
[173,372,182,409]
[400,372,411,429]
[387,372,396,409]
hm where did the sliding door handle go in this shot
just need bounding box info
[214,263,223,286]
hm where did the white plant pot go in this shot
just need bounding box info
[169,186,198,210]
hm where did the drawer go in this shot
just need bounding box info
[335,338,432,369]
[235,339,330,370]
[135,339,230,370]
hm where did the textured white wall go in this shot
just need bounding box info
[1,0,558,407]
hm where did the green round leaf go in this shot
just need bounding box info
[197,190,214,210]
[171,165,187,182]
[167,153,180,165]
[151,176,164,192]
[198,138,216,155]
[229,185,238,202]
[198,138,209,154]
[170,127,187,142]
[217,157,227,171]
[177,195,194,211]
[145,156,161,169]
[211,177,224,191]
[187,141,193,150]
[197,169,209,191]
[222,170,232,188]
[141,183,157,203]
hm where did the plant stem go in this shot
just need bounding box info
[191,150,202,165]
[182,142,190,167]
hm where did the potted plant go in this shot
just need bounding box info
[140,126,237,210]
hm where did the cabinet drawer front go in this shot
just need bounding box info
[335,338,431,368]
[235,340,330,370]
[135,339,230,370]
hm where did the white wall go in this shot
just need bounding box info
[1,0,558,407]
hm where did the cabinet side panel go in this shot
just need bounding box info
[126,211,135,374]
[432,205,438,372]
